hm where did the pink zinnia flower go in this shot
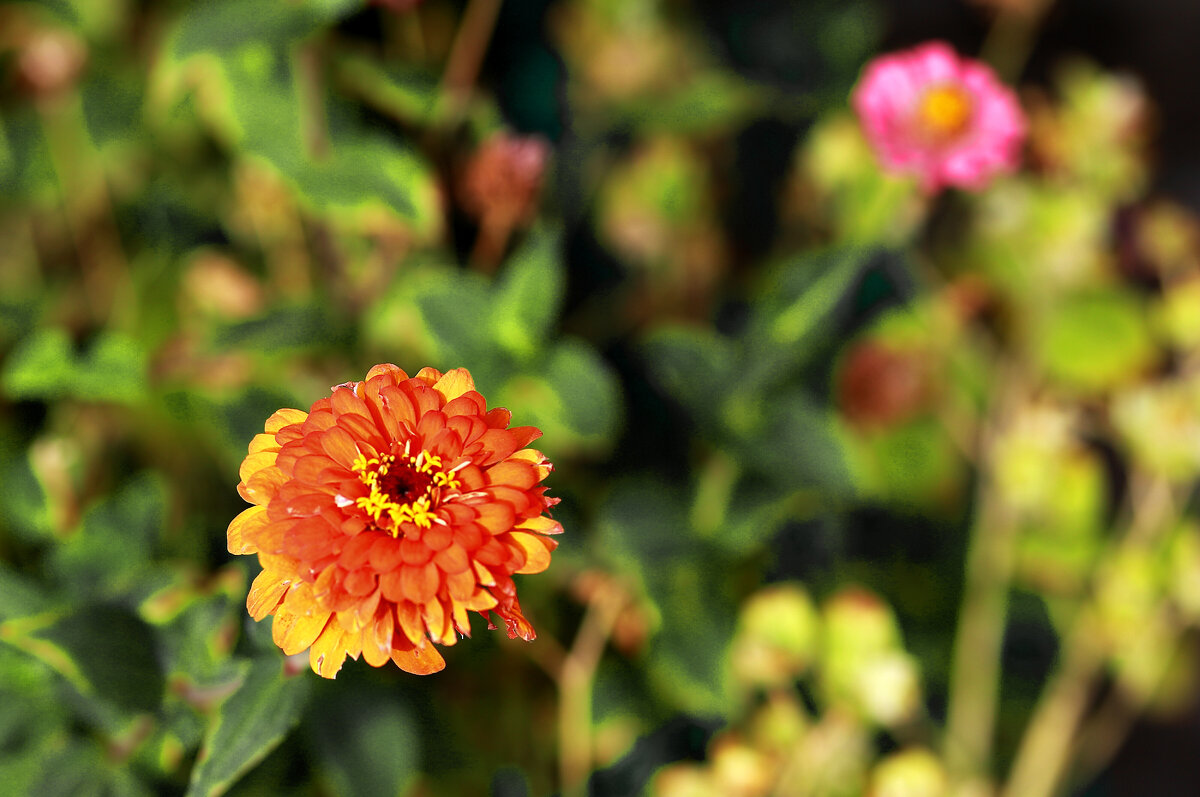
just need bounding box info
[851,41,1026,193]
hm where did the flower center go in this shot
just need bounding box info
[917,84,973,140]
[351,449,462,536]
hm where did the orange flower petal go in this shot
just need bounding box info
[247,570,289,620]
[390,643,445,675]
[361,609,394,667]
[248,433,280,455]
[517,515,563,535]
[365,363,408,383]
[238,451,277,486]
[395,600,425,645]
[423,599,454,646]
[228,505,268,554]
[400,562,440,604]
[309,622,350,678]
[273,604,332,656]
[432,368,475,403]
[509,531,554,574]
[265,408,308,434]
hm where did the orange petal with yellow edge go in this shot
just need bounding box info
[228,505,268,554]
[265,408,308,434]
[432,368,475,403]
[509,531,554,574]
[391,643,445,675]
[247,570,288,620]
[309,623,349,678]
[516,515,563,535]
[248,433,280,455]
[273,605,332,656]
[238,451,277,485]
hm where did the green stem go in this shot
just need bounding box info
[943,367,1024,787]
[1000,615,1102,797]
[438,0,502,122]
[559,586,624,797]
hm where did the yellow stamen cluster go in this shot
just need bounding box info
[917,84,973,140]
[351,450,462,536]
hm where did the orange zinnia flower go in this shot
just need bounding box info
[227,364,561,677]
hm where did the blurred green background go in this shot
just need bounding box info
[4,0,1200,795]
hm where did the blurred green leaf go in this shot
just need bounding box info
[0,444,53,542]
[170,0,364,55]
[541,338,623,446]
[49,472,166,600]
[622,71,769,135]
[333,55,440,127]
[642,326,735,429]
[305,682,419,797]
[187,657,313,797]
[3,603,166,715]
[215,305,339,351]
[415,271,496,372]
[0,566,54,622]
[752,247,866,356]
[164,7,440,235]
[1,328,147,404]
[1035,289,1156,392]
[490,228,565,361]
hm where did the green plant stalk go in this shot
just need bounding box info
[1002,473,1179,797]
[1000,615,1102,797]
[943,369,1024,787]
[438,0,503,122]
[944,477,1019,786]
[558,586,625,797]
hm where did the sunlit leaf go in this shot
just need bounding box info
[490,228,565,361]
[0,328,147,404]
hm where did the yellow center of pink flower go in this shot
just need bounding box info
[917,84,973,140]
[352,449,462,536]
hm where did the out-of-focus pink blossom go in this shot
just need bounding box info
[851,41,1026,193]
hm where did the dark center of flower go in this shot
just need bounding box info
[376,465,433,504]
[350,449,463,537]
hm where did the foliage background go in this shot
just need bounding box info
[3,0,1200,795]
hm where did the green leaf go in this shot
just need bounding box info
[333,54,439,127]
[415,271,498,373]
[187,657,313,797]
[755,247,866,353]
[0,444,53,542]
[305,683,420,797]
[642,326,735,429]
[0,566,53,623]
[623,71,768,135]
[1035,289,1157,393]
[0,327,74,399]
[646,559,736,715]
[493,339,623,456]
[727,389,854,495]
[163,20,440,235]
[215,305,338,351]
[490,228,565,361]
[4,603,166,715]
[48,473,166,600]
[170,0,363,56]
[0,328,147,404]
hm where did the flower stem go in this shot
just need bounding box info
[439,0,502,121]
[943,367,1023,787]
[1000,615,1103,797]
[559,584,626,797]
